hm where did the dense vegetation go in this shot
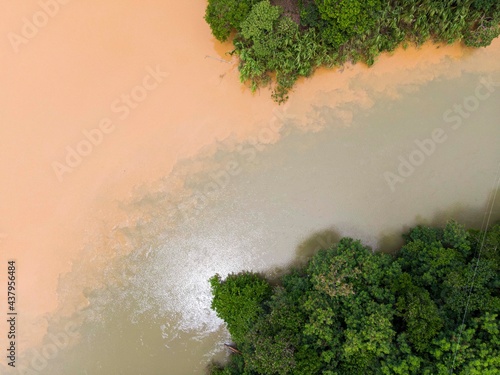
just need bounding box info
[208,221,500,374]
[205,0,500,102]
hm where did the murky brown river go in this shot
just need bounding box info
[1,1,499,374]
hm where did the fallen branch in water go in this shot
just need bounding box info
[224,343,242,354]
[205,55,231,64]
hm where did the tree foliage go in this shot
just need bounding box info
[205,0,259,41]
[315,0,382,46]
[204,0,500,102]
[208,221,500,374]
[210,272,272,343]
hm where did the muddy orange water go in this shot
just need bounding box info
[0,1,499,374]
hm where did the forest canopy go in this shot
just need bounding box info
[208,221,500,374]
[204,0,500,102]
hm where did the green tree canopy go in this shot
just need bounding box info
[205,0,259,41]
[208,221,500,374]
[204,0,500,102]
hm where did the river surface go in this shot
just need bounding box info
[0,1,499,374]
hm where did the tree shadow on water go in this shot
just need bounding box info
[264,187,500,283]
[377,187,500,254]
[264,228,341,283]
